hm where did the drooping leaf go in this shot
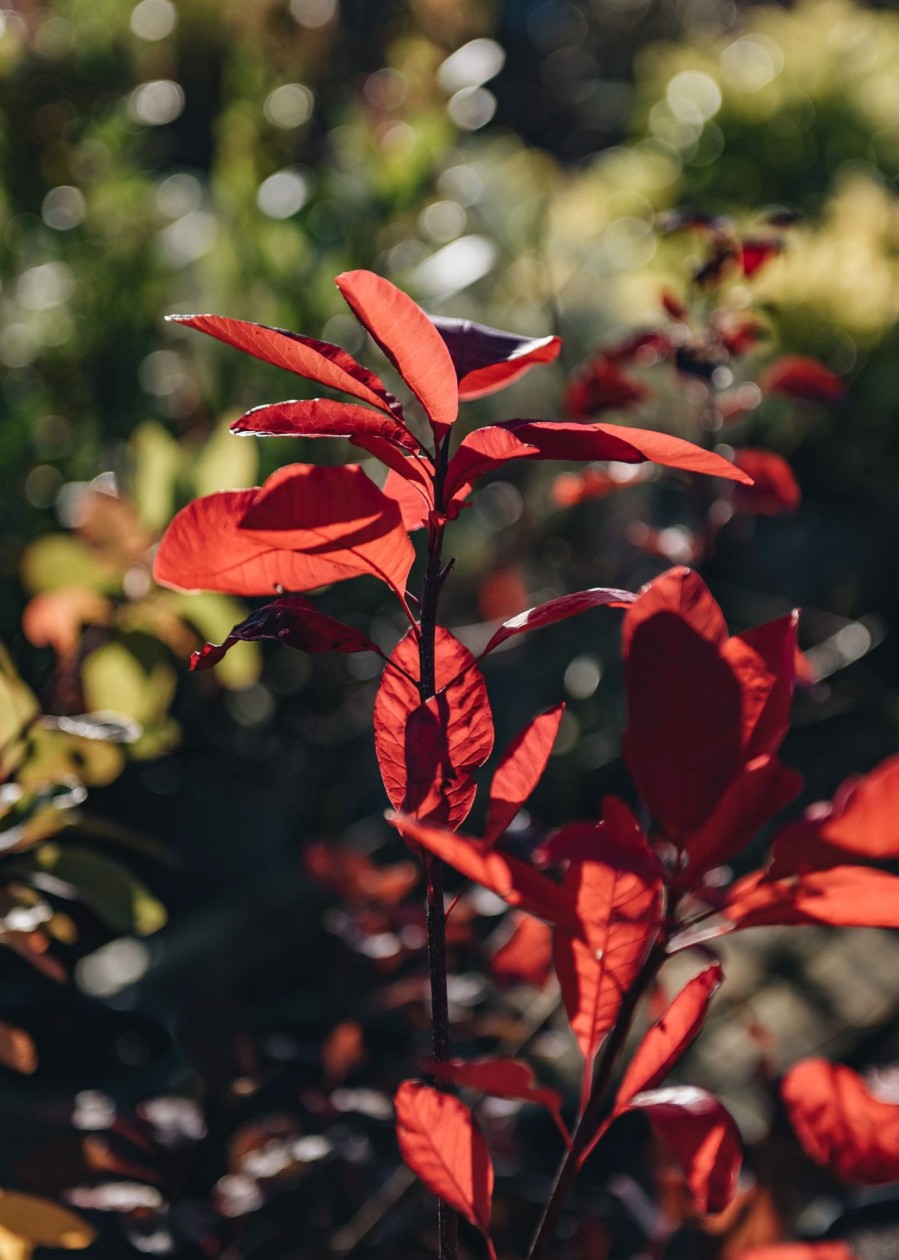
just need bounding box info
[554,842,662,1069]
[431,316,561,400]
[781,1059,899,1185]
[387,813,580,932]
[154,464,415,600]
[480,588,635,657]
[616,964,723,1107]
[190,596,380,671]
[167,314,396,413]
[374,627,493,829]
[423,1058,563,1120]
[770,754,899,876]
[761,356,846,404]
[230,397,419,450]
[489,912,554,988]
[733,450,801,515]
[723,866,899,931]
[394,1082,496,1257]
[483,705,564,844]
[336,271,459,437]
[625,1086,741,1213]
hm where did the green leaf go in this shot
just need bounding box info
[35,842,167,936]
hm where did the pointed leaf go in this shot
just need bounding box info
[617,964,723,1108]
[770,754,899,876]
[625,1086,741,1213]
[781,1058,899,1185]
[374,628,493,829]
[167,314,396,412]
[190,596,379,670]
[430,316,561,400]
[230,398,419,450]
[394,1081,495,1254]
[444,428,540,511]
[555,844,662,1068]
[154,465,415,599]
[336,271,459,436]
[483,705,565,845]
[489,912,554,988]
[480,588,635,657]
[387,812,580,933]
[723,866,899,931]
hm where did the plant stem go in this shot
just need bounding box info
[526,941,668,1260]
[417,438,457,1260]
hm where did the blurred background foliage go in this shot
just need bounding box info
[1,0,899,1256]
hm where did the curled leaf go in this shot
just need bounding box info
[431,316,561,400]
[190,596,379,670]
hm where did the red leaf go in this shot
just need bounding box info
[394,1082,495,1254]
[335,271,458,437]
[625,1086,741,1213]
[554,837,662,1069]
[446,422,752,510]
[683,755,803,879]
[740,238,783,277]
[305,839,417,907]
[616,964,723,1108]
[230,397,419,450]
[381,467,433,531]
[781,1058,899,1185]
[430,316,561,400]
[722,866,899,931]
[733,450,801,515]
[536,798,660,872]
[154,464,415,599]
[423,1058,563,1120]
[191,596,380,670]
[739,1245,859,1260]
[489,913,553,988]
[479,587,635,657]
[483,705,565,845]
[167,314,396,413]
[565,356,651,419]
[387,813,580,933]
[770,754,899,875]
[737,613,799,762]
[374,627,493,829]
[761,356,846,404]
[623,568,784,850]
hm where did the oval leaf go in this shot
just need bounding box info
[395,1082,495,1254]
[231,397,419,450]
[483,704,565,845]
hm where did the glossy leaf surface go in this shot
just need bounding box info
[395,1082,495,1255]
[781,1058,899,1184]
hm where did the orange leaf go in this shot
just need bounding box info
[738,1245,859,1260]
[154,463,415,600]
[394,1081,495,1255]
[626,1086,741,1213]
[374,628,493,829]
[782,1058,899,1184]
[423,1057,563,1120]
[336,271,459,437]
[483,704,564,845]
[723,865,899,931]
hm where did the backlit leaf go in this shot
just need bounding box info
[480,588,635,657]
[781,1058,899,1184]
[336,271,458,437]
[483,705,564,845]
[423,1058,563,1119]
[230,397,419,450]
[395,1082,495,1256]
[723,866,899,931]
[154,464,415,600]
[374,627,493,829]
[626,1086,741,1213]
[489,913,554,989]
